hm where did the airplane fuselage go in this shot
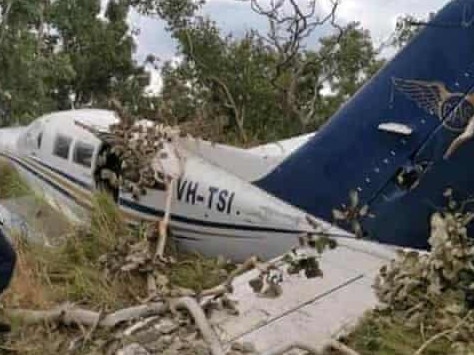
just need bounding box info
[0,109,346,260]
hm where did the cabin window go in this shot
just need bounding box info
[73,141,95,168]
[37,132,43,149]
[53,134,72,159]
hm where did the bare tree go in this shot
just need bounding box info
[244,0,342,128]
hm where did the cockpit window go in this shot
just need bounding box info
[73,141,94,168]
[53,134,72,159]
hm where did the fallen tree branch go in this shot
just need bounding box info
[224,256,260,286]
[198,256,260,300]
[5,302,167,328]
[155,178,176,261]
[171,296,225,355]
[327,340,361,355]
[123,316,160,337]
[147,273,158,298]
[81,308,104,350]
[414,311,472,355]
[7,297,226,354]
[414,330,452,355]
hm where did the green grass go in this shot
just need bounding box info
[3,197,140,310]
[0,160,31,199]
[166,252,231,292]
[342,310,453,355]
[0,193,148,353]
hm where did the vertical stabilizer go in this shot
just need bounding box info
[258,0,474,247]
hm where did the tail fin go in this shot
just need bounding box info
[258,0,474,247]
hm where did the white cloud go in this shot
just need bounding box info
[334,0,449,44]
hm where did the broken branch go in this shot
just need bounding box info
[5,302,167,328]
[171,296,225,355]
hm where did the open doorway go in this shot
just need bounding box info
[94,143,122,202]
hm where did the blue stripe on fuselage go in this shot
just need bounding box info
[4,154,77,202]
[30,157,93,191]
[118,198,303,234]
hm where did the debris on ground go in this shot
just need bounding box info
[0,186,346,354]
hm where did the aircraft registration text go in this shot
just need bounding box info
[177,179,236,214]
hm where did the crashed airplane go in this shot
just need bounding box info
[1,1,474,352]
[0,109,348,260]
[2,0,474,261]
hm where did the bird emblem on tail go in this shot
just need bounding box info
[393,78,474,158]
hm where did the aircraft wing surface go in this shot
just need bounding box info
[210,238,397,353]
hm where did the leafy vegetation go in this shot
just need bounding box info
[0,0,410,145]
[342,197,474,354]
[4,193,137,310]
[342,311,452,355]
[0,0,153,125]
[150,0,384,144]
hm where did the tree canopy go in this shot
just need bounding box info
[0,0,150,126]
[0,0,423,145]
[137,0,385,144]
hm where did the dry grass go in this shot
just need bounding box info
[2,234,53,310]
[0,152,231,355]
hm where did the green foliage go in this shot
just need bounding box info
[345,208,474,354]
[374,211,474,319]
[345,311,452,355]
[0,0,423,146]
[391,15,426,49]
[131,0,204,28]
[166,253,228,292]
[0,0,150,126]
[320,23,383,103]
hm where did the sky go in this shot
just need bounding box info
[127,0,451,92]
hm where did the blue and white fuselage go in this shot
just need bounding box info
[0,110,341,260]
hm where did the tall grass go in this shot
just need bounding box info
[4,192,146,311]
[0,160,31,199]
[0,164,229,353]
